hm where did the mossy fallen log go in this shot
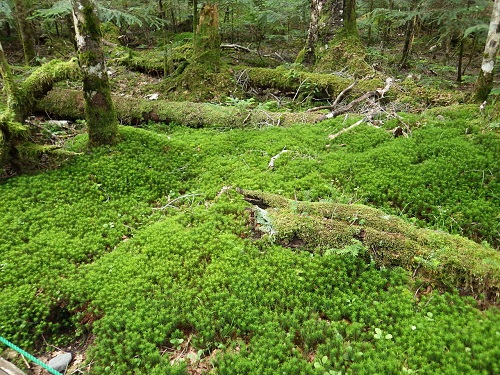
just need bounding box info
[239,189,500,304]
[36,89,324,127]
[236,66,382,100]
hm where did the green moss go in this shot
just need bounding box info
[314,34,372,77]
[14,58,81,121]
[239,66,381,100]
[242,190,500,302]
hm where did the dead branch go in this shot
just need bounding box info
[328,118,365,139]
[268,147,289,169]
[307,80,358,112]
[320,78,394,121]
[221,44,253,53]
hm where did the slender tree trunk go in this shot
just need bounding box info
[193,0,199,33]
[400,14,417,68]
[0,41,19,121]
[158,0,166,20]
[70,0,118,146]
[473,0,500,101]
[381,0,394,46]
[367,0,374,45]
[303,0,325,65]
[457,38,465,82]
[13,0,36,65]
[343,0,358,38]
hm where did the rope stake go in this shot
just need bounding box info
[0,335,64,375]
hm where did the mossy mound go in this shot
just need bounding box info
[314,34,373,77]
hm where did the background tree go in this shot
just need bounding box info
[193,2,220,69]
[12,0,36,64]
[70,0,118,146]
[473,0,500,101]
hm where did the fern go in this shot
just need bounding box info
[0,0,13,25]
[29,0,71,22]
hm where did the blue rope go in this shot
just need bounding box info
[0,335,64,375]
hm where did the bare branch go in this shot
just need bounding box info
[307,80,358,112]
[268,147,289,169]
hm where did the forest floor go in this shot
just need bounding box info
[1,34,500,375]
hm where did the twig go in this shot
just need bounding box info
[328,118,365,140]
[307,80,357,112]
[153,194,202,210]
[221,43,253,53]
[268,147,289,169]
[292,78,310,102]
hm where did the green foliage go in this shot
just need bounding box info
[0,106,499,374]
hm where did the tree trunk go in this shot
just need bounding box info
[343,0,358,38]
[473,0,500,102]
[193,0,199,33]
[158,0,166,20]
[193,3,220,70]
[303,0,326,65]
[70,0,118,146]
[13,0,36,65]
[0,41,20,121]
[299,0,346,65]
[457,38,465,82]
[37,89,325,128]
[400,15,417,68]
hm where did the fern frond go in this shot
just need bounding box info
[30,0,71,21]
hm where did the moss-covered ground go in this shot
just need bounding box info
[0,104,499,374]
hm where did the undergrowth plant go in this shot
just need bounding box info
[0,105,499,374]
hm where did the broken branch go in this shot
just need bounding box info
[268,147,289,169]
[307,80,358,112]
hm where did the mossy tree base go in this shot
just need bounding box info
[71,0,119,147]
[314,33,373,76]
[239,189,500,304]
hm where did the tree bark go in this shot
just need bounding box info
[193,2,220,70]
[400,14,417,68]
[12,0,36,65]
[70,0,118,146]
[473,0,500,101]
[303,0,325,65]
[0,41,20,121]
[343,0,358,38]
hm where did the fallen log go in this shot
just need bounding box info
[237,189,500,305]
[236,67,382,100]
[36,89,325,128]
